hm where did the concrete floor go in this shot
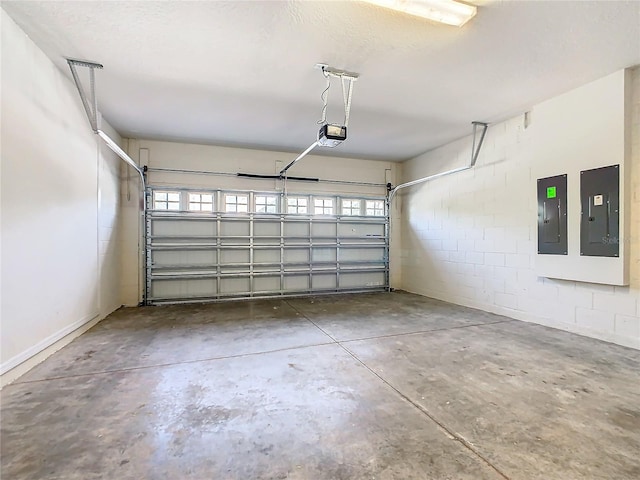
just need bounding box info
[1,292,639,480]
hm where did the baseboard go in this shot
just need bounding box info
[1,311,102,388]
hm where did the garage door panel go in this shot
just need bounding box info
[254,249,280,263]
[220,250,250,264]
[220,277,250,294]
[254,222,280,237]
[340,248,386,262]
[254,276,280,292]
[340,271,385,288]
[338,222,385,237]
[284,249,309,263]
[284,275,309,291]
[312,274,337,290]
[151,278,217,300]
[311,222,337,236]
[152,250,218,267]
[220,220,250,237]
[284,222,309,237]
[153,219,216,236]
[312,247,337,262]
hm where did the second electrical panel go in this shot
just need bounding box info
[580,164,620,257]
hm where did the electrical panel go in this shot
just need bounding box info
[537,175,568,255]
[580,165,620,257]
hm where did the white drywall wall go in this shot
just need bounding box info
[0,9,122,384]
[119,139,401,305]
[98,122,123,315]
[400,68,640,349]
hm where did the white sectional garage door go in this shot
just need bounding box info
[145,187,388,304]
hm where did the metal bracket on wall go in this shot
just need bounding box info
[388,121,489,202]
[66,57,149,305]
[65,57,145,186]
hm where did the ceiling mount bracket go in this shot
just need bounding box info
[315,64,360,82]
[66,58,103,133]
[315,63,359,128]
[470,121,489,166]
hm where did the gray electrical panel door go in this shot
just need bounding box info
[537,175,567,255]
[580,165,619,257]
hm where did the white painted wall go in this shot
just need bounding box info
[98,122,123,315]
[400,68,640,349]
[0,10,122,384]
[119,139,401,305]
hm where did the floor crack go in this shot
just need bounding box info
[286,299,511,480]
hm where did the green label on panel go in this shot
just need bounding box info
[547,186,557,199]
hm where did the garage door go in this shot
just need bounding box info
[145,187,388,304]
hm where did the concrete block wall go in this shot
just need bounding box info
[400,67,640,349]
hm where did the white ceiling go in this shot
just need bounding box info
[3,1,640,161]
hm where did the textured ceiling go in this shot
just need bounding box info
[3,0,640,161]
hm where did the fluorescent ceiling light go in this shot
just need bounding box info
[362,0,477,27]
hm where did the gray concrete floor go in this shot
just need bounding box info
[1,291,639,480]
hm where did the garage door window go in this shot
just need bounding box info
[314,198,334,215]
[225,194,248,213]
[154,191,181,211]
[255,195,278,213]
[188,193,214,212]
[365,200,385,216]
[287,197,308,214]
[342,199,361,216]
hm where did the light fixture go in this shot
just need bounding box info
[362,0,477,27]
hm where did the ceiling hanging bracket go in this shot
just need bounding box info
[315,63,359,128]
[470,121,489,166]
[314,64,360,82]
[66,58,103,133]
[65,56,145,186]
